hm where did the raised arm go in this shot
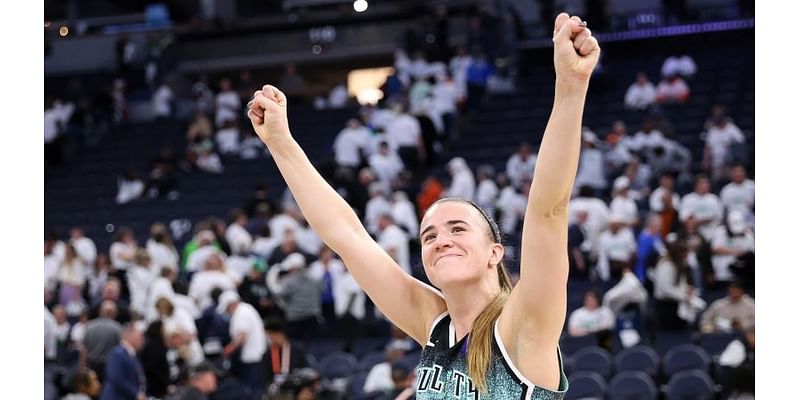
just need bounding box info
[248,87,445,345]
[500,13,600,387]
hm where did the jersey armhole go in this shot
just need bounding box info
[425,311,449,347]
[493,320,569,397]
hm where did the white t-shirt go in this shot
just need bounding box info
[603,271,648,314]
[363,362,394,393]
[624,82,657,110]
[146,277,175,321]
[711,225,755,281]
[378,225,411,275]
[71,237,97,266]
[152,85,174,117]
[269,214,302,243]
[596,228,637,282]
[391,199,420,238]
[146,240,179,274]
[186,246,226,273]
[568,306,616,336]
[574,148,607,191]
[385,114,421,149]
[230,302,267,363]
[365,196,392,235]
[631,130,666,153]
[447,170,476,201]
[705,123,744,167]
[506,153,537,188]
[216,126,240,154]
[656,79,689,101]
[333,127,371,167]
[127,265,155,315]
[475,180,499,211]
[496,187,527,235]
[226,224,253,256]
[109,242,137,271]
[609,196,639,226]
[251,237,281,260]
[188,271,236,310]
[333,272,366,320]
[720,179,755,216]
[649,187,681,213]
[368,152,404,184]
[44,109,61,143]
[215,90,241,127]
[680,193,723,240]
[45,307,57,360]
[44,255,61,291]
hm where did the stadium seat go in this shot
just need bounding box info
[317,351,358,380]
[569,346,613,379]
[662,344,711,379]
[663,369,716,400]
[356,350,388,373]
[608,371,658,400]
[614,345,660,377]
[565,371,607,400]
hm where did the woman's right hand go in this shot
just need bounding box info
[248,85,292,145]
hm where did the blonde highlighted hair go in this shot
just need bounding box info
[430,198,514,394]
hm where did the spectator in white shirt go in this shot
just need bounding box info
[333,118,372,170]
[109,228,138,272]
[595,214,637,282]
[215,120,241,155]
[661,54,697,79]
[391,191,419,238]
[703,105,745,183]
[384,103,425,171]
[610,177,640,229]
[365,183,393,236]
[624,72,657,110]
[214,78,241,127]
[568,289,616,337]
[474,165,499,212]
[603,265,648,315]
[152,82,174,119]
[188,254,236,310]
[127,250,155,317]
[655,74,690,104]
[116,168,146,204]
[631,117,667,155]
[650,172,682,213]
[446,157,475,201]
[146,223,179,274]
[69,227,97,267]
[219,291,267,398]
[680,175,724,241]
[574,130,607,194]
[711,210,755,284]
[720,164,755,223]
[377,214,411,275]
[505,142,537,189]
[368,141,404,186]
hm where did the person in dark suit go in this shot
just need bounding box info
[101,322,147,400]
[264,318,309,387]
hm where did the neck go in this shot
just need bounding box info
[442,282,500,342]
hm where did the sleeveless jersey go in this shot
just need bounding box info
[415,313,568,400]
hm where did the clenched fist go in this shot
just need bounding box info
[247,85,292,144]
[553,13,601,84]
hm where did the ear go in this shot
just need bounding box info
[488,243,505,269]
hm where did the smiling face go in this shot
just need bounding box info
[419,201,504,291]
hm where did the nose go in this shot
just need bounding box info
[433,232,453,250]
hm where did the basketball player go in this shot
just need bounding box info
[247,13,599,399]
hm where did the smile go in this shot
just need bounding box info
[434,254,462,265]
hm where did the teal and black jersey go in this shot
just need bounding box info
[415,313,568,400]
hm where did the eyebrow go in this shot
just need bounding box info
[420,219,470,239]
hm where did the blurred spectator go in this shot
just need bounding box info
[328,82,349,108]
[238,258,278,319]
[188,254,236,310]
[680,175,724,241]
[152,82,175,119]
[44,98,75,167]
[622,156,652,202]
[595,214,637,282]
[225,209,253,258]
[445,157,475,201]
[333,118,372,181]
[661,54,697,79]
[185,230,224,272]
[58,244,88,314]
[630,117,666,156]
[624,72,657,111]
[116,168,146,204]
[127,250,154,318]
[242,184,277,219]
[146,223,179,274]
[474,165,499,211]
[267,229,311,267]
[216,119,241,155]
[140,320,173,398]
[645,139,692,181]
[70,310,91,350]
[192,75,215,115]
[45,305,57,364]
[711,210,755,286]
[634,214,666,282]
[214,78,241,128]
[652,240,697,330]
[377,214,411,275]
[416,175,444,217]
[147,147,179,199]
[70,227,97,267]
[111,79,128,125]
[496,176,527,236]
[376,362,415,400]
[307,246,343,332]
[62,368,102,400]
[186,112,214,144]
[364,341,408,394]
[219,291,267,400]
[464,51,495,113]
[568,289,615,349]
[251,225,280,262]
[719,327,755,400]
[170,361,219,400]
[603,264,648,315]
[655,73,690,104]
[505,142,537,189]
[156,297,204,367]
[264,318,310,387]
[365,183,393,236]
[384,103,425,172]
[267,253,323,344]
[609,177,640,229]
[101,321,146,400]
[391,191,420,238]
[83,301,122,382]
[369,141,404,186]
[144,268,176,322]
[700,282,755,334]
[568,210,590,278]
[650,172,682,213]
[703,105,745,183]
[269,207,303,244]
[409,77,433,115]
[89,280,133,324]
[569,186,611,258]
[720,164,755,224]
[574,130,607,195]
[110,228,138,273]
[193,140,224,174]
[449,46,472,96]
